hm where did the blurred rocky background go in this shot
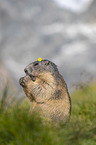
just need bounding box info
[0,0,96,93]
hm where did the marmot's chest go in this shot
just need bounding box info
[30,80,57,102]
[27,72,57,102]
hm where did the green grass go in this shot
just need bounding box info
[0,83,96,145]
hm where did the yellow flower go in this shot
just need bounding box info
[38,57,42,61]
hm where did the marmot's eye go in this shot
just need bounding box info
[34,62,39,66]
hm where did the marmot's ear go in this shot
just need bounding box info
[45,61,49,65]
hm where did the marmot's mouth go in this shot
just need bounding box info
[29,74,36,81]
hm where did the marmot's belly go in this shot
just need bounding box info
[35,99,70,122]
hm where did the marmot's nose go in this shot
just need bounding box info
[24,68,28,74]
[19,77,25,86]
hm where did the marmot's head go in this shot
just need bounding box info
[19,60,59,102]
[24,60,59,80]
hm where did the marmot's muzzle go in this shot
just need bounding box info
[19,77,25,87]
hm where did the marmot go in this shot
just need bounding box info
[19,59,71,122]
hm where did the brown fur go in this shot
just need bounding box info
[19,60,71,122]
